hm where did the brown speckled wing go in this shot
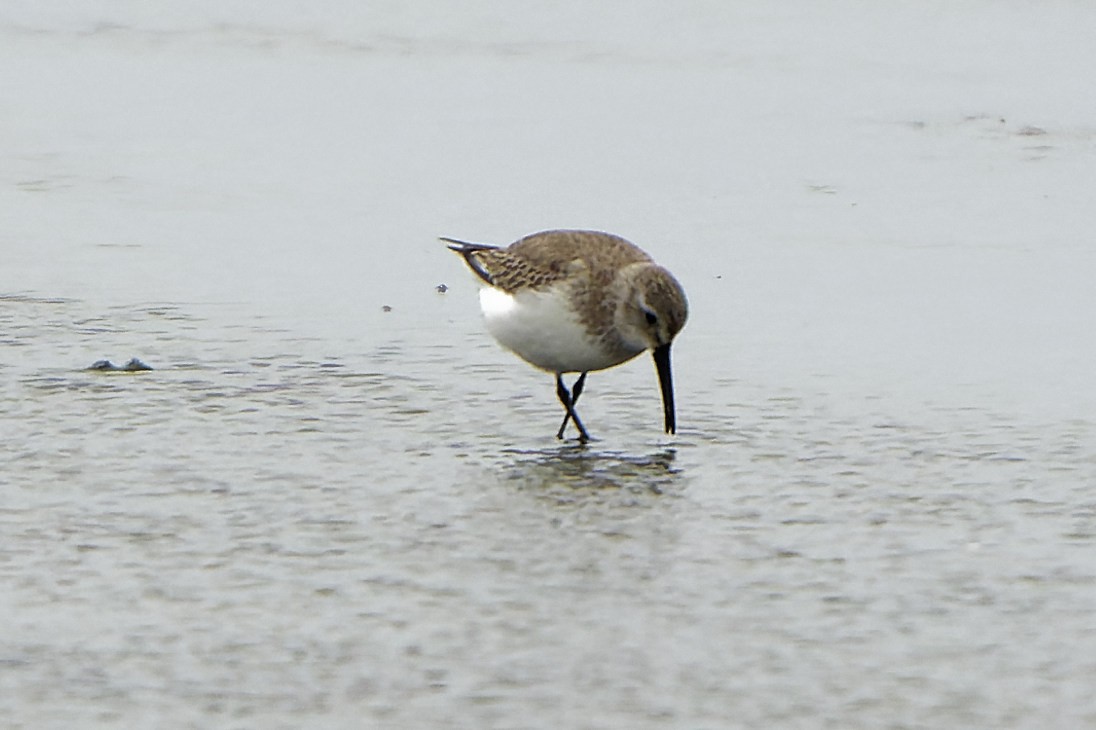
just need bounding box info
[467,247,567,292]
[446,230,652,294]
[503,230,651,292]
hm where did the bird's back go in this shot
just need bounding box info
[504,230,652,290]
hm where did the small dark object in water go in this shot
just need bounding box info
[382,305,393,312]
[436,283,448,293]
[88,358,153,372]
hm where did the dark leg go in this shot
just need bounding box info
[555,373,590,442]
[572,371,587,402]
[556,372,588,438]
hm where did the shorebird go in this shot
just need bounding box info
[443,229,688,442]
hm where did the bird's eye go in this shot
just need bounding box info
[644,310,658,326]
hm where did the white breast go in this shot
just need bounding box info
[478,286,628,374]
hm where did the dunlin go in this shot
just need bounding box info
[443,229,688,442]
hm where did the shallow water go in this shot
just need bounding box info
[4,3,1096,728]
[4,291,1095,728]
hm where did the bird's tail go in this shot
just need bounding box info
[440,236,497,254]
[441,237,498,285]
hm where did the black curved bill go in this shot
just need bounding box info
[652,343,676,434]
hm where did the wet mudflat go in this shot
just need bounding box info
[3,2,1096,728]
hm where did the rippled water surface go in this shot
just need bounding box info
[4,3,1096,728]
[4,291,1095,728]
